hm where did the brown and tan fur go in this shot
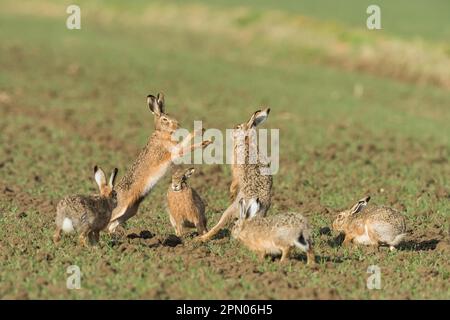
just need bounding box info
[54,166,118,246]
[107,93,211,233]
[332,196,407,251]
[198,108,273,242]
[167,167,207,236]
[232,199,315,264]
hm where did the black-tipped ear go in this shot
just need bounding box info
[184,167,195,179]
[238,198,246,220]
[245,198,260,219]
[109,168,119,188]
[246,110,260,128]
[247,108,270,128]
[94,165,98,174]
[94,166,107,190]
[147,95,156,113]
[157,92,165,113]
[350,196,370,215]
[147,94,164,116]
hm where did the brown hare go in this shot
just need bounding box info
[332,196,407,251]
[232,198,315,264]
[198,108,273,242]
[107,93,211,233]
[54,166,118,246]
[167,167,207,237]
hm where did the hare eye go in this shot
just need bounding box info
[162,117,168,122]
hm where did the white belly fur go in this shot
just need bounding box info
[259,240,281,255]
[142,162,171,196]
[354,225,373,245]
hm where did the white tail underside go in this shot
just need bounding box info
[62,218,74,233]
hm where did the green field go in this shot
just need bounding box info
[0,0,449,299]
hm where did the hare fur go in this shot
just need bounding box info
[107,93,211,233]
[198,108,273,241]
[232,198,315,264]
[54,166,118,246]
[167,167,207,236]
[332,196,407,251]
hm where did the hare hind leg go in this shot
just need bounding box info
[197,195,240,242]
[280,247,292,263]
[53,228,62,244]
[306,246,316,265]
[88,231,100,245]
[342,234,353,246]
[79,231,89,247]
[195,215,208,235]
[108,202,140,233]
[107,204,128,233]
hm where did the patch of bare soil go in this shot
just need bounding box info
[400,227,449,252]
[0,182,55,218]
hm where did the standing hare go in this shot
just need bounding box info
[332,196,407,251]
[198,108,273,242]
[107,93,211,233]
[167,167,207,237]
[232,198,315,264]
[54,166,118,246]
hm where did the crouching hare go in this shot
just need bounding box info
[332,196,407,251]
[167,167,207,237]
[232,198,315,264]
[53,166,118,246]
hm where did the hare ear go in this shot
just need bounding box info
[245,198,260,219]
[350,196,370,214]
[247,108,270,128]
[238,198,246,220]
[184,167,195,179]
[147,94,164,116]
[156,92,165,114]
[94,166,107,190]
[109,168,118,188]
